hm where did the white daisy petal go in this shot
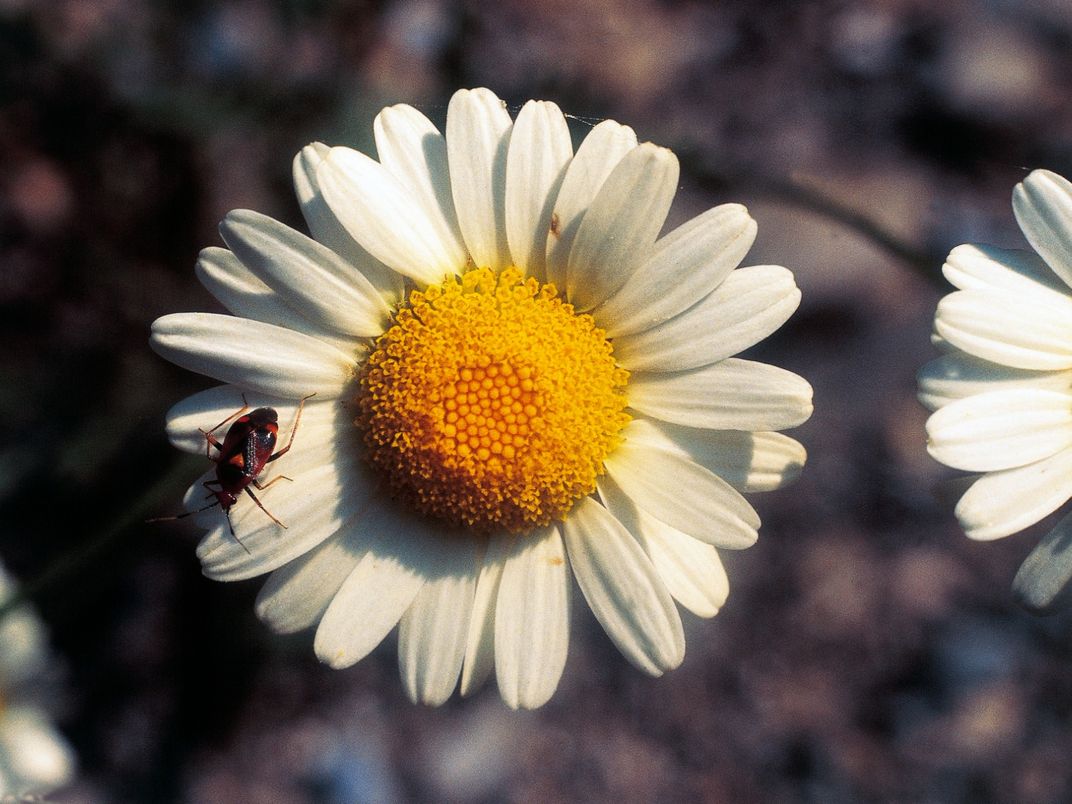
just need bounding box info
[614,265,801,372]
[504,100,573,280]
[164,385,342,455]
[0,706,76,794]
[179,426,347,534]
[629,358,813,431]
[917,352,1072,411]
[195,247,352,352]
[446,87,513,270]
[399,534,480,706]
[219,209,391,337]
[293,143,405,305]
[254,525,369,634]
[151,313,356,397]
[596,203,758,337]
[181,467,231,528]
[544,119,637,290]
[942,243,1068,297]
[561,497,684,676]
[1013,510,1072,613]
[566,143,679,311]
[605,420,760,549]
[196,457,371,581]
[157,89,809,709]
[632,420,807,492]
[697,433,807,493]
[926,388,1072,472]
[373,105,468,268]
[1012,169,1072,288]
[494,525,571,710]
[459,535,510,697]
[317,146,462,284]
[314,507,452,670]
[599,474,728,617]
[921,171,1072,598]
[955,448,1072,541]
[641,527,728,619]
[181,427,341,501]
[935,288,1072,370]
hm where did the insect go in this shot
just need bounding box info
[150,393,316,552]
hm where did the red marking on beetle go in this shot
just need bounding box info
[148,393,316,553]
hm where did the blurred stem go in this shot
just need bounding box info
[0,455,201,622]
[677,150,945,287]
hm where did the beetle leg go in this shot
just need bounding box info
[200,431,224,459]
[200,398,252,457]
[243,486,288,529]
[267,393,317,463]
[253,474,292,490]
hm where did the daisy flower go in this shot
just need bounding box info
[151,88,812,708]
[920,169,1072,612]
[0,562,76,797]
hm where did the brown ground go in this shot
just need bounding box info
[2,1,1072,801]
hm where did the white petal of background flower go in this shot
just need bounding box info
[544,119,637,290]
[943,243,1069,298]
[926,388,1072,472]
[955,448,1072,541]
[1012,169,1072,289]
[613,264,801,372]
[0,707,75,796]
[596,203,757,337]
[0,566,75,796]
[561,497,684,676]
[1013,510,1072,612]
[918,352,1072,411]
[494,525,571,710]
[566,143,679,311]
[446,87,513,270]
[935,288,1072,370]
[0,620,45,690]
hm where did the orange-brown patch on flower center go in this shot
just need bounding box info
[356,266,630,532]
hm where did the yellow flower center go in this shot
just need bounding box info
[357,266,630,533]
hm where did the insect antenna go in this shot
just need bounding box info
[222,510,252,555]
[145,498,221,524]
[148,500,251,555]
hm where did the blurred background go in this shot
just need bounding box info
[2,0,1072,800]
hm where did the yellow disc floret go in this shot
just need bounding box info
[357,266,630,533]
